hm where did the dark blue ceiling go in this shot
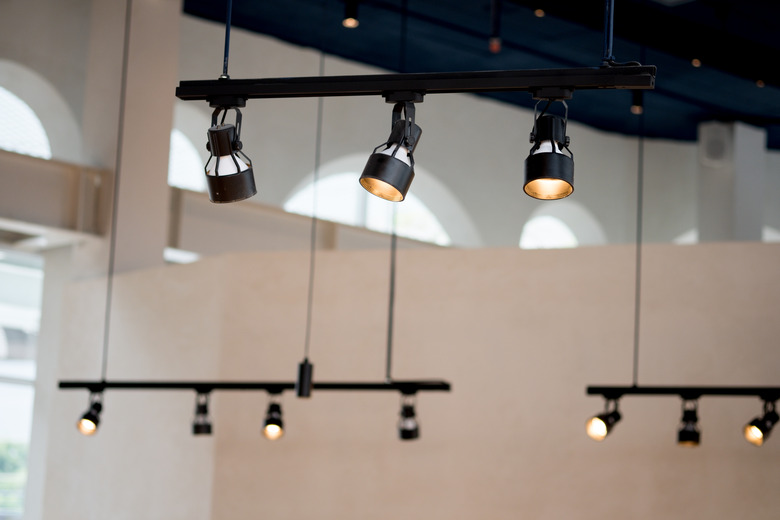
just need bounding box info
[183,0,780,149]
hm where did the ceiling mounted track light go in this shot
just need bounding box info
[586,386,780,445]
[342,0,359,28]
[360,96,423,202]
[205,105,256,203]
[586,399,621,441]
[524,100,574,200]
[677,400,700,447]
[398,394,420,440]
[192,392,212,436]
[77,392,103,436]
[263,398,284,441]
[744,400,778,447]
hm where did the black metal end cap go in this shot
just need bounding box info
[206,167,257,203]
[359,153,415,202]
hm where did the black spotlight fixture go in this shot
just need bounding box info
[342,0,359,28]
[263,398,284,440]
[744,401,779,447]
[586,399,621,442]
[205,105,256,203]
[677,400,700,447]
[192,392,212,436]
[360,99,422,202]
[524,100,574,200]
[398,395,420,440]
[77,392,103,436]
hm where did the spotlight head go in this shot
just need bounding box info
[204,107,257,203]
[586,400,620,441]
[263,402,284,441]
[77,396,103,436]
[398,402,420,440]
[360,101,422,202]
[677,407,700,447]
[744,402,778,447]
[192,393,213,436]
[342,0,359,28]
[524,112,574,200]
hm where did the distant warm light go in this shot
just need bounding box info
[691,58,702,68]
[534,9,545,17]
[263,424,283,440]
[342,17,359,28]
[756,80,765,88]
[78,418,98,436]
[744,424,764,446]
[630,105,644,115]
[586,417,608,441]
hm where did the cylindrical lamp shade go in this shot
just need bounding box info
[206,124,257,203]
[360,145,415,202]
[524,114,573,200]
[192,423,212,435]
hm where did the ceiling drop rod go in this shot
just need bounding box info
[220,0,232,78]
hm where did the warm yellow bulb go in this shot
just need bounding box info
[360,178,404,201]
[744,424,764,446]
[586,417,608,441]
[524,178,573,200]
[342,17,359,28]
[264,424,284,441]
[78,418,98,436]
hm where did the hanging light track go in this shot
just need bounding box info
[176,65,655,103]
[587,385,780,400]
[59,379,450,393]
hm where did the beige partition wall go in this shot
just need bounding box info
[46,243,780,520]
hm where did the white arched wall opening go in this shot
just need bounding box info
[0,60,82,164]
[283,152,483,248]
[521,198,607,248]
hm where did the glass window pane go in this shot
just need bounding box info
[0,86,51,159]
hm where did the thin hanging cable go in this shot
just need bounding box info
[384,206,398,383]
[601,0,615,65]
[302,53,326,360]
[100,0,133,383]
[399,0,408,72]
[631,102,646,387]
[221,0,233,78]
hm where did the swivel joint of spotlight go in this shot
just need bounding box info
[360,97,423,202]
[205,105,257,203]
[524,99,574,200]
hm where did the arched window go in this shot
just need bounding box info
[168,129,207,192]
[284,172,451,246]
[519,215,578,249]
[519,199,606,249]
[0,86,51,159]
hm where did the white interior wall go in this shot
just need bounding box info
[42,243,780,520]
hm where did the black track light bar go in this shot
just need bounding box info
[587,385,780,402]
[59,379,451,395]
[175,65,656,103]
